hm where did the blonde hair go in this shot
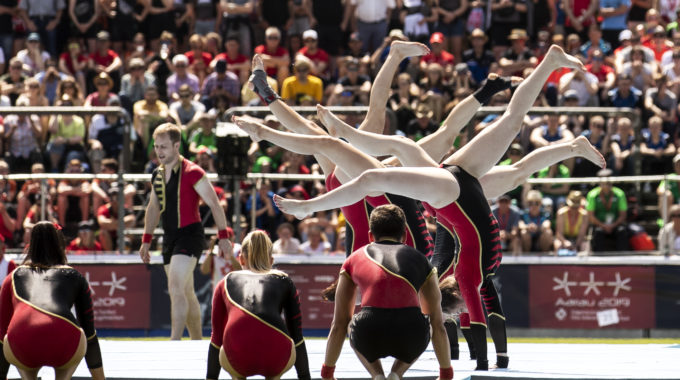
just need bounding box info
[240,230,274,272]
[152,123,182,144]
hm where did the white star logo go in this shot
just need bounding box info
[606,272,631,296]
[85,272,101,295]
[553,272,577,296]
[579,272,604,296]
[102,272,127,296]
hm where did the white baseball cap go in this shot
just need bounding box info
[303,30,318,40]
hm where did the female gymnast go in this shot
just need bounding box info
[0,221,105,380]
[207,230,310,380]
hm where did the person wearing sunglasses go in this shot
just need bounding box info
[519,190,554,253]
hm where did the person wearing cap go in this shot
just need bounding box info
[420,32,455,78]
[18,0,65,56]
[88,95,127,160]
[281,56,323,105]
[499,29,538,77]
[66,220,104,254]
[553,190,589,254]
[253,27,291,84]
[16,32,50,76]
[140,123,233,340]
[119,57,156,105]
[97,183,136,251]
[88,31,122,87]
[491,194,522,255]
[133,84,169,151]
[167,54,200,101]
[328,58,372,106]
[169,83,206,133]
[462,28,495,85]
[299,29,330,81]
[343,0,396,54]
[614,29,633,56]
[56,158,92,227]
[597,0,630,49]
[585,49,616,101]
[518,190,554,253]
[85,72,116,107]
[644,25,673,62]
[200,58,240,109]
[586,168,630,251]
[433,0,469,62]
[211,35,250,84]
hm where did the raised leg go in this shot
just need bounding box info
[479,136,605,199]
[274,167,460,219]
[358,41,430,134]
[444,45,585,178]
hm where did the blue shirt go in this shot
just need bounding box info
[608,86,642,108]
[599,0,630,30]
[641,129,670,150]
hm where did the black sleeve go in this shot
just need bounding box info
[283,277,310,380]
[0,342,9,380]
[74,273,103,369]
[206,343,221,379]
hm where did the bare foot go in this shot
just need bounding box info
[273,194,311,219]
[232,115,263,142]
[317,104,353,138]
[389,40,430,59]
[545,45,585,71]
[574,135,606,168]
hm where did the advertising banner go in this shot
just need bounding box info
[73,264,151,329]
[277,264,340,329]
[529,265,655,328]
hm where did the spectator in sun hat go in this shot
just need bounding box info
[119,57,156,105]
[462,28,495,85]
[499,29,537,76]
[66,220,104,254]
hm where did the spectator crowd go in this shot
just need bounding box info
[0,0,678,255]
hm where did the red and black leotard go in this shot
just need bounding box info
[326,170,371,257]
[342,241,436,362]
[207,271,310,380]
[0,265,103,374]
[152,157,208,264]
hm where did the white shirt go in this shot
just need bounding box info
[272,237,302,255]
[559,71,599,106]
[300,240,331,255]
[351,0,395,23]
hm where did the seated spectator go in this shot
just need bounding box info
[58,39,88,94]
[185,34,213,84]
[403,103,438,141]
[419,62,452,122]
[57,159,92,226]
[22,193,57,245]
[272,222,302,255]
[491,194,522,255]
[664,49,680,95]
[281,56,323,106]
[559,91,586,134]
[245,180,279,236]
[166,54,200,102]
[657,203,680,255]
[3,101,42,174]
[389,73,419,134]
[88,31,122,92]
[580,24,612,59]
[300,224,331,255]
[640,115,676,174]
[421,32,455,79]
[587,168,629,252]
[554,190,589,254]
[188,113,218,160]
[586,49,616,102]
[298,29,330,83]
[537,163,572,210]
[66,220,104,254]
[212,35,250,84]
[254,27,290,84]
[148,31,178,100]
[644,25,672,63]
[57,77,85,106]
[96,184,136,251]
[620,47,655,93]
[530,114,576,150]
[47,95,87,171]
[200,234,242,291]
[497,143,528,205]
[85,72,117,107]
[519,190,554,253]
[16,33,49,75]
[574,115,611,178]
[606,73,643,109]
[327,58,371,106]
[16,78,48,109]
[645,73,678,142]
[499,29,537,77]
[88,96,127,161]
[15,163,56,225]
[1,58,27,105]
[91,158,136,213]
[169,84,205,132]
[133,84,169,154]
[657,154,680,218]
[609,116,636,175]
[559,69,599,106]
[462,29,495,85]
[200,59,240,109]
[119,57,156,106]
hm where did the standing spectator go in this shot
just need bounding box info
[194,0,218,36]
[640,115,676,174]
[312,0,343,57]
[100,0,146,55]
[68,0,100,53]
[3,104,42,174]
[147,0,175,52]
[96,184,135,251]
[435,0,468,63]
[609,116,635,175]
[519,189,554,253]
[281,56,323,105]
[18,0,64,57]
[499,29,537,77]
[598,0,630,49]
[491,194,522,255]
[88,31,123,92]
[288,0,314,36]
[66,219,104,254]
[0,58,27,105]
[298,29,330,82]
[563,0,598,41]
[586,168,629,252]
[56,158,92,226]
[553,190,589,254]
[119,57,156,106]
[490,1,528,59]
[0,0,16,63]
[462,29,495,85]
[272,222,302,254]
[166,54,200,101]
[253,27,290,84]
[172,0,195,49]
[16,32,49,76]
[345,0,396,54]
[47,96,87,171]
[257,0,291,41]
[200,59,240,109]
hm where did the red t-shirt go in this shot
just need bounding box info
[421,50,455,67]
[298,46,330,75]
[185,51,213,67]
[89,49,119,67]
[586,63,614,83]
[254,45,288,77]
[565,0,593,27]
[213,52,249,77]
[67,239,104,254]
[643,41,672,62]
[59,52,88,74]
